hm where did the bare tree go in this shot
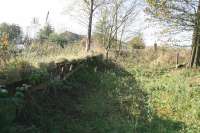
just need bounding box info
[66,0,108,52]
[146,0,200,67]
[84,0,94,52]
[94,0,139,59]
[83,0,109,52]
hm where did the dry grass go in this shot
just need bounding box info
[0,42,102,84]
[115,46,191,69]
[1,42,104,69]
[10,43,85,67]
[151,47,190,67]
[0,43,191,84]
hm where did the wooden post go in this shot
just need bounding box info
[154,42,157,52]
[176,52,179,68]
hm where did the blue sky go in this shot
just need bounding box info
[0,0,192,46]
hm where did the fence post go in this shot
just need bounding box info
[176,52,179,68]
[154,42,157,52]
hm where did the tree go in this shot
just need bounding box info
[0,23,10,36]
[48,33,68,48]
[9,24,22,43]
[191,0,200,67]
[145,0,200,67]
[93,8,109,47]
[66,0,108,52]
[0,23,23,44]
[84,0,94,52]
[82,0,108,52]
[0,33,9,50]
[128,34,145,49]
[38,24,54,43]
[94,0,138,59]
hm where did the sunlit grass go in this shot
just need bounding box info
[1,44,199,132]
[7,43,86,67]
[127,65,200,132]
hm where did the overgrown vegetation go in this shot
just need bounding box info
[128,33,145,49]
[126,66,200,132]
[1,50,194,133]
[1,0,200,132]
[1,44,199,132]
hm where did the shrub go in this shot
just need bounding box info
[128,34,145,49]
[48,33,68,48]
[38,24,54,43]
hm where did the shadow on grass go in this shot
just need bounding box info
[0,56,185,133]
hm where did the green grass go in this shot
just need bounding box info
[127,65,200,132]
[5,57,191,133]
[1,45,200,132]
[12,59,149,133]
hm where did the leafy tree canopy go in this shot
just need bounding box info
[0,23,23,44]
[38,24,54,41]
[145,0,197,31]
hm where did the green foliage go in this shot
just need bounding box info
[61,31,83,43]
[128,34,145,49]
[38,24,54,42]
[37,25,79,48]
[28,69,49,85]
[93,9,108,46]
[128,65,200,132]
[0,47,198,133]
[145,0,196,31]
[3,58,151,132]
[48,33,68,48]
[0,88,8,98]
[0,23,23,44]
[0,85,26,133]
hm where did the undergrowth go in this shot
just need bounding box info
[128,65,200,132]
[10,58,151,133]
[0,46,199,133]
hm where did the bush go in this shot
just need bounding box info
[128,34,145,49]
[38,24,54,43]
[48,33,68,48]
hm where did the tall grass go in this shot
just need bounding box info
[115,46,190,69]
[126,62,200,132]
[0,42,198,132]
[0,42,90,84]
[9,43,85,67]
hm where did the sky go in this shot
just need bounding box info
[0,0,84,33]
[0,0,192,46]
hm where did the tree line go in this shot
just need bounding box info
[75,0,200,67]
[0,22,71,48]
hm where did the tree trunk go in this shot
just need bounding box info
[190,0,200,67]
[193,39,200,67]
[190,23,198,67]
[115,0,118,48]
[86,0,94,52]
[106,49,109,60]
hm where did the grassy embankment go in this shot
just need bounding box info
[1,44,200,132]
[122,47,200,132]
